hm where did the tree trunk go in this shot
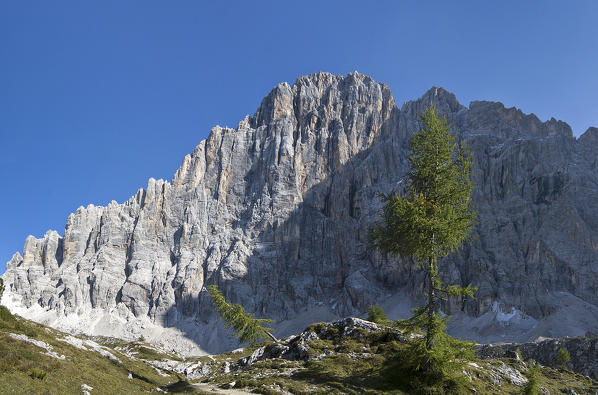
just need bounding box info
[425,255,435,351]
[266,331,279,342]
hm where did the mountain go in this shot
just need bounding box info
[2,72,598,354]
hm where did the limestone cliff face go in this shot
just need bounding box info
[3,72,598,351]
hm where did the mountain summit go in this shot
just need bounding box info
[3,72,598,354]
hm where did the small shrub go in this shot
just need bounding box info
[522,361,540,395]
[515,347,523,361]
[367,305,389,325]
[305,322,326,334]
[556,347,570,368]
[29,368,47,380]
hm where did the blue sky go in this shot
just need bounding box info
[1,1,597,273]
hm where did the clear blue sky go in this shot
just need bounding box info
[1,1,597,273]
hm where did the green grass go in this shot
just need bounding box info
[0,308,204,394]
[198,323,597,395]
[1,308,596,394]
[135,345,175,361]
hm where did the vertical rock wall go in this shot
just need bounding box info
[3,72,598,351]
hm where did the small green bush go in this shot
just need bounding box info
[367,305,389,325]
[29,368,47,380]
[522,361,540,395]
[556,347,570,368]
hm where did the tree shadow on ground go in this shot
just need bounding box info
[164,379,198,393]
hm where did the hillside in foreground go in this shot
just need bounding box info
[0,304,196,394]
[1,305,596,394]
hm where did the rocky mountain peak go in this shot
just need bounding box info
[252,72,395,135]
[466,101,573,139]
[406,86,464,114]
[579,126,598,145]
[2,72,598,355]
[253,81,294,127]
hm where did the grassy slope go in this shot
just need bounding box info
[1,307,596,394]
[0,306,205,394]
[195,323,598,395]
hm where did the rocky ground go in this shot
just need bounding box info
[1,303,596,394]
[478,336,598,382]
[181,317,597,394]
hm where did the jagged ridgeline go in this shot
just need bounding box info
[3,72,598,354]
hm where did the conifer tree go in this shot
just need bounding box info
[207,285,277,345]
[556,347,570,369]
[522,361,540,395]
[367,305,390,326]
[369,104,476,373]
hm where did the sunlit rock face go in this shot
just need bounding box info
[3,72,598,352]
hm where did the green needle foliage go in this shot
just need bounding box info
[402,313,475,391]
[370,105,476,263]
[522,361,540,395]
[369,104,477,383]
[207,285,276,345]
[367,305,390,326]
[556,347,570,368]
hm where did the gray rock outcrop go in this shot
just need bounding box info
[2,72,598,353]
[478,336,598,379]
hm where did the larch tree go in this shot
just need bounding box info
[369,104,477,374]
[207,285,278,345]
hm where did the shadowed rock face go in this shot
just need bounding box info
[2,72,598,351]
[478,336,598,379]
